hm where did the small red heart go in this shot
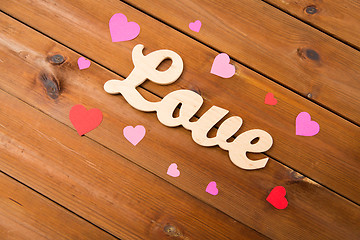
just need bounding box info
[266,186,288,209]
[69,105,103,136]
[264,92,277,105]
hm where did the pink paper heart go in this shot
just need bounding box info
[167,163,180,177]
[206,181,218,195]
[123,125,146,146]
[266,186,288,209]
[210,53,235,78]
[77,57,91,70]
[109,13,140,42]
[189,20,201,32]
[264,92,277,105]
[69,105,103,136]
[296,112,320,136]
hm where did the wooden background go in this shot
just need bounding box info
[0,0,359,239]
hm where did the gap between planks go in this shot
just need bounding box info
[120,0,360,127]
[0,10,358,209]
[1,10,359,238]
[0,79,269,240]
[260,0,360,52]
[0,168,121,240]
[2,2,359,128]
[1,1,359,205]
[0,68,270,239]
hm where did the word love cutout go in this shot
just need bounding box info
[104,44,273,170]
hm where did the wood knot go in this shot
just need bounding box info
[39,72,60,99]
[297,48,320,61]
[48,54,65,65]
[304,5,318,15]
[305,49,320,61]
[164,224,182,237]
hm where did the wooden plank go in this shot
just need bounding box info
[0,11,359,240]
[0,173,117,240]
[0,81,266,239]
[1,0,359,203]
[262,0,360,49]
[122,0,360,124]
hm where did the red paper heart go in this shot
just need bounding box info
[266,186,288,209]
[264,92,277,105]
[69,105,103,136]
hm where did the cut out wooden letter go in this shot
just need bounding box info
[104,44,273,170]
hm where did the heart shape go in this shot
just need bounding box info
[206,181,219,195]
[210,53,235,78]
[167,163,180,177]
[264,92,277,105]
[189,20,201,32]
[109,13,140,42]
[123,125,146,146]
[69,105,103,136]
[266,186,288,209]
[296,112,320,136]
[77,57,91,70]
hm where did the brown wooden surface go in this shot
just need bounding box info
[0,75,266,239]
[1,0,359,204]
[0,9,359,240]
[0,172,116,240]
[263,0,360,49]
[120,0,360,124]
[1,0,360,239]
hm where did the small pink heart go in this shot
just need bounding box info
[167,163,180,177]
[123,125,146,146]
[210,53,235,78]
[296,112,320,136]
[206,181,218,195]
[266,186,288,209]
[264,92,277,105]
[189,20,201,32]
[77,57,91,70]
[109,13,140,42]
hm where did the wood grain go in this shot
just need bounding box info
[120,0,360,124]
[263,0,360,49]
[0,79,266,239]
[1,0,359,203]
[0,173,116,240]
[0,11,359,240]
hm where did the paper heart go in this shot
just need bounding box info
[109,13,140,42]
[296,112,320,136]
[77,57,91,70]
[189,20,202,32]
[206,181,218,195]
[167,163,180,177]
[69,105,103,136]
[266,186,288,209]
[264,92,277,105]
[123,125,146,146]
[210,53,235,78]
